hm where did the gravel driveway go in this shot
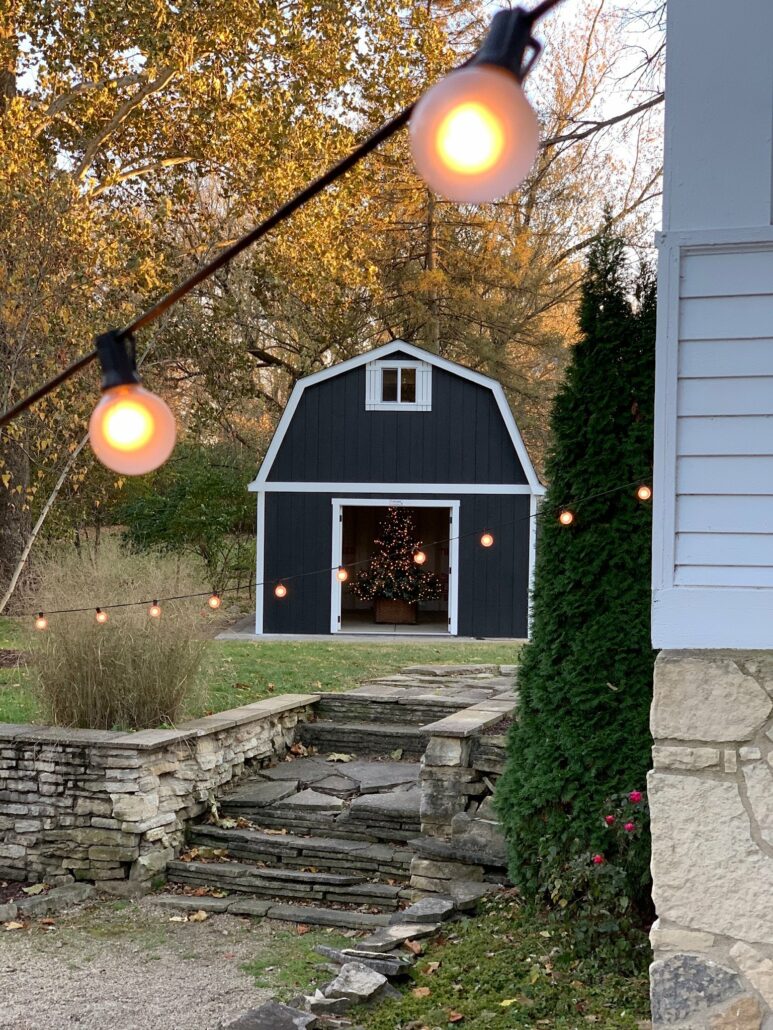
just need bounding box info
[0,899,278,1030]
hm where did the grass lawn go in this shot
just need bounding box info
[0,614,520,725]
[351,894,651,1029]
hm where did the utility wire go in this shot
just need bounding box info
[20,470,647,619]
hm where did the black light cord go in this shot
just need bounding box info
[0,0,568,432]
[21,470,647,620]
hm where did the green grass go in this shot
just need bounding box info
[242,926,352,1000]
[352,895,650,1029]
[197,639,520,715]
[0,614,520,726]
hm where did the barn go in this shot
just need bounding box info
[249,341,544,638]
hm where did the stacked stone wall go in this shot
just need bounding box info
[650,651,773,1029]
[0,694,318,892]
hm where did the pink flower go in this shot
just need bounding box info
[624,822,635,832]
[592,854,605,865]
[628,790,643,804]
[604,815,615,826]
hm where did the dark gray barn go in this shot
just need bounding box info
[249,341,544,638]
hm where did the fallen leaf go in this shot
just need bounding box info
[403,939,424,955]
[412,986,431,998]
[21,883,46,896]
[500,999,519,1009]
[39,918,56,927]
[448,1013,464,1024]
[423,961,441,975]
[267,683,275,692]
[296,924,311,935]
[390,748,403,760]
[223,952,236,959]
[327,752,354,763]
[4,922,25,931]
[188,910,208,922]
[169,916,187,923]
[234,682,250,690]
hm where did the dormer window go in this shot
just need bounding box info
[365,359,432,411]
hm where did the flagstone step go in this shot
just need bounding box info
[189,825,413,878]
[297,719,430,758]
[167,859,409,910]
[151,892,393,931]
[315,693,468,726]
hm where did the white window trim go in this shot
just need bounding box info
[365,360,432,412]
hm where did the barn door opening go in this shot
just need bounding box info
[330,500,459,635]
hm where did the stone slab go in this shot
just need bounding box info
[392,896,455,923]
[344,762,420,792]
[277,789,344,812]
[421,711,507,738]
[314,945,406,978]
[260,760,332,784]
[353,922,441,952]
[149,895,233,914]
[225,1000,317,1029]
[226,779,299,807]
[348,788,420,820]
[324,962,387,1002]
[650,954,742,1026]
[227,898,273,917]
[313,775,359,794]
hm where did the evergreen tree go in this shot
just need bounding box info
[353,508,441,603]
[495,223,656,906]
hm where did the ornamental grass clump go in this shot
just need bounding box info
[30,543,206,730]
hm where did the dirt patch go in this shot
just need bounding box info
[0,897,279,1030]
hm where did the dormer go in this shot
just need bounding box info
[365,357,432,412]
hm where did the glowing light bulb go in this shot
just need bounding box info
[413,550,427,565]
[35,613,48,631]
[89,384,176,476]
[148,601,161,618]
[410,65,540,204]
[208,593,221,610]
[636,485,652,502]
[480,532,494,548]
[337,567,348,583]
[95,607,108,624]
[275,583,287,598]
[558,510,575,527]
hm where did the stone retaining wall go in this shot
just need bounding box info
[0,694,318,892]
[649,651,773,1029]
[411,701,512,892]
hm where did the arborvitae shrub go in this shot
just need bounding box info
[495,224,657,922]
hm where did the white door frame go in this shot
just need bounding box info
[330,498,460,636]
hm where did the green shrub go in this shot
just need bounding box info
[30,542,206,729]
[495,221,656,933]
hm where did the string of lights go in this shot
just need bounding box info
[0,0,567,478]
[21,474,651,627]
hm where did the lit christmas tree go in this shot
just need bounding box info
[353,508,442,603]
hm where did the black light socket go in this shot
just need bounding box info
[471,8,542,81]
[95,330,141,391]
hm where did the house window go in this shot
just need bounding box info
[366,360,432,411]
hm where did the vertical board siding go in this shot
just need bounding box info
[267,365,527,484]
[674,246,773,589]
[263,493,529,637]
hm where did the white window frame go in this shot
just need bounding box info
[365,360,432,412]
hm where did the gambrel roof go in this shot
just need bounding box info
[250,340,544,493]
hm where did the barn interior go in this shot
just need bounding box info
[339,505,450,633]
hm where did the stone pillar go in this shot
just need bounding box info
[649,651,773,1029]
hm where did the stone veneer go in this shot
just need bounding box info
[0,694,318,891]
[649,651,773,1029]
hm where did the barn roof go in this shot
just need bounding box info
[250,340,544,492]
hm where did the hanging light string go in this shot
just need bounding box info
[20,474,650,622]
[0,0,567,434]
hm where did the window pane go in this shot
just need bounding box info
[382,368,398,402]
[401,368,416,402]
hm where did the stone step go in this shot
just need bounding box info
[315,694,467,726]
[167,859,407,910]
[297,719,430,758]
[246,806,420,844]
[189,825,413,878]
[152,892,392,931]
